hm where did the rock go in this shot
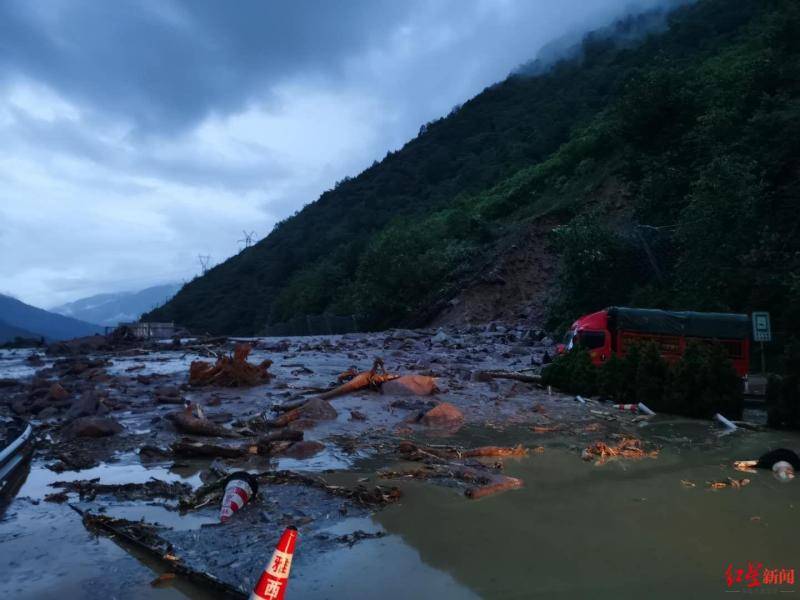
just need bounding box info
[37,406,60,420]
[48,383,69,401]
[381,375,439,396]
[349,410,366,421]
[139,445,172,461]
[281,440,325,459]
[25,354,45,366]
[65,391,108,421]
[298,397,337,421]
[420,402,464,427]
[62,416,123,438]
[153,385,183,404]
[431,330,449,345]
[287,418,319,430]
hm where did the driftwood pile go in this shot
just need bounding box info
[581,437,659,465]
[381,441,527,499]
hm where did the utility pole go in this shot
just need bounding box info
[635,225,664,284]
[238,230,256,250]
[198,254,211,275]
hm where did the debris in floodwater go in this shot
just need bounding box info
[77,509,246,598]
[474,370,542,384]
[44,491,70,503]
[267,397,337,428]
[179,469,401,512]
[706,477,750,490]
[680,480,696,488]
[397,441,527,462]
[387,441,526,499]
[317,358,398,400]
[51,477,192,502]
[171,438,246,459]
[531,424,561,433]
[189,343,272,387]
[220,471,259,522]
[168,404,241,438]
[581,437,659,465]
[333,530,386,547]
[379,463,523,500]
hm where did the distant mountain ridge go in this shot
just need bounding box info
[52,283,181,327]
[0,294,102,342]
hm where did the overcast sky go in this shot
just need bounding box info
[0,0,671,309]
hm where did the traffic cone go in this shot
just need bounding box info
[614,404,638,412]
[220,471,258,522]
[250,526,298,600]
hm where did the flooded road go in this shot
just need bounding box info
[1,328,798,598]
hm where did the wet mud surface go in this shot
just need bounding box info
[1,328,798,599]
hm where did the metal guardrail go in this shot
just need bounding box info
[0,420,33,496]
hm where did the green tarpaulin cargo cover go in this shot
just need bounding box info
[607,307,750,340]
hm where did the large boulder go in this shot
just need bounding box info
[382,375,438,396]
[420,402,464,427]
[281,440,325,459]
[65,391,108,421]
[298,397,337,421]
[62,416,123,438]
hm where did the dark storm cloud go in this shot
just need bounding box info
[0,0,416,133]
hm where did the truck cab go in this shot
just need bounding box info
[559,309,612,363]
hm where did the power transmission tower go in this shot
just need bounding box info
[238,230,256,249]
[198,254,211,275]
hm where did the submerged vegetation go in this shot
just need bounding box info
[151,0,800,349]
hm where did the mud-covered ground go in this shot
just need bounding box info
[1,327,798,599]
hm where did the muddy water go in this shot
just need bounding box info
[3,424,797,599]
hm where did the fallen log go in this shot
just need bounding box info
[475,370,542,384]
[75,508,245,599]
[317,358,399,400]
[379,463,523,500]
[398,441,528,461]
[464,475,524,500]
[170,439,245,459]
[168,408,241,438]
[52,478,191,502]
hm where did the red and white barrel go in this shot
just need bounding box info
[615,404,638,412]
[220,471,258,522]
[250,526,298,600]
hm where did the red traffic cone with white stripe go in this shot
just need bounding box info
[615,404,638,412]
[220,471,258,522]
[250,526,298,600]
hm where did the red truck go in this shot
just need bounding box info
[558,307,751,377]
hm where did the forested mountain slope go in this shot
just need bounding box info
[150,0,800,339]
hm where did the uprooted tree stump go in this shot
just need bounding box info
[189,343,272,387]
